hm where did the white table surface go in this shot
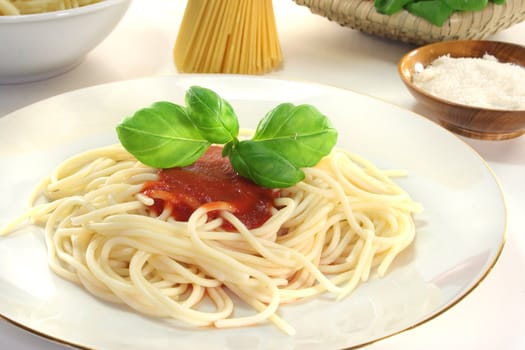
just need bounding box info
[1,1,524,349]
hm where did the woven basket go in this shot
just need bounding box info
[293,0,525,45]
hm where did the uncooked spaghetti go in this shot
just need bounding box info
[1,143,421,335]
[173,0,283,74]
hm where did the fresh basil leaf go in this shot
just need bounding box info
[185,86,239,144]
[229,141,305,188]
[252,103,338,168]
[444,0,487,10]
[405,1,455,26]
[117,88,338,189]
[116,101,210,168]
[374,0,413,14]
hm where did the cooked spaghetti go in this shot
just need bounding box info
[173,0,283,74]
[0,0,102,15]
[1,143,422,334]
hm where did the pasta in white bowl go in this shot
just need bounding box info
[0,0,130,83]
[0,0,102,15]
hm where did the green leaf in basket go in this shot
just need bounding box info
[374,0,506,27]
[405,0,455,27]
[444,0,488,11]
[374,0,413,14]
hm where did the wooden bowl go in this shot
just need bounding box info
[398,40,525,140]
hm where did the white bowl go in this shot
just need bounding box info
[0,0,131,84]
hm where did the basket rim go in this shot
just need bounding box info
[292,0,525,44]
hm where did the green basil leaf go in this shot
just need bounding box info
[405,1,455,26]
[117,88,338,189]
[116,101,210,168]
[444,0,487,10]
[374,0,413,14]
[229,141,305,188]
[252,103,338,168]
[185,85,239,144]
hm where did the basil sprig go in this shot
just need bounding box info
[116,86,338,188]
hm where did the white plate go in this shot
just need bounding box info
[0,75,506,349]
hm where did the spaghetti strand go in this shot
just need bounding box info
[0,144,422,334]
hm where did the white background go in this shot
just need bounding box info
[1,1,524,349]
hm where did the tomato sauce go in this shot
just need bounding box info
[142,146,278,230]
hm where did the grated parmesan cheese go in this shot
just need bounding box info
[412,54,525,110]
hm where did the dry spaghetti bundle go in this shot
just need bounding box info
[174,0,283,74]
[0,0,101,15]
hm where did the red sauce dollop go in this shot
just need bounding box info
[142,146,278,230]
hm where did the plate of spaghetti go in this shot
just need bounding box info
[0,76,506,349]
